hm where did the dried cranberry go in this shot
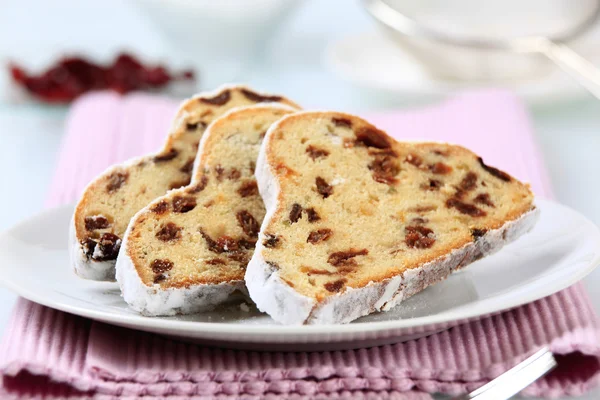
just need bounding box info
[410,205,437,213]
[84,215,110,231]
[404,154,422,167]
[263,234,281,248]
[236,210,260,238]
[430,162,452,175]
[240,88,282,103]
[478,157,512,182]
[328,249,368,267]
[206,258,226,265]
[332,117,352,128]
[289,203,303,223]
[369,154,400,184]
[151,258,174,283]
[200,90,231,106]
[237,180,259,197]
[315,177,333,198]
[471,228,488,239]
[172,195,196,213]
[474,193,495,207]
[446,198,487,217]
[151,258,174,274]
[180,158,195,175]
[459,172,478,191]
[216,236,239,252]
[307,229,333,244]
[405,226,435,249]
[151,201,169,214]
[9,53,195,104]
[81,238,97,259]
[306,208,320,223]
[106,171,128,193]
[186,122,204,131]
[156,222,182,242]
[227,168,241,180]
[215,165,225,181]
[421,179,443,191]
[227,251,249,264]
[93,233,121,261]
[355,127,391,149]
[301,266,334,275]
[153,148,179,162]
[199,229,220,253]
[306,145,330,160]
[325,279,347,293]
[199,229,241,253]
[237,238,256,250]
[187,175,209,194]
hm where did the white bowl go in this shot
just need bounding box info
[367,0,600,82]
[132,0,301,87]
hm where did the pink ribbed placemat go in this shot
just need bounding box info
[1,90,599,399]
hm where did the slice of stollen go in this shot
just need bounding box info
[70,85,299,281]
[246,111,538,325]
[116,104,298,316]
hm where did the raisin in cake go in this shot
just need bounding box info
[115,104,297,316]
[70,85,299,281]
[246,111,538,325]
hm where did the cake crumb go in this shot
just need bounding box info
[239,302,251,312]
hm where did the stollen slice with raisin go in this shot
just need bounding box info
[246,111,538,325]
[115,104,298,316]
[70,85,299,281]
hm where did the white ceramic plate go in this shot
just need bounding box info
[325,31,600,106]
[0,199,599,350]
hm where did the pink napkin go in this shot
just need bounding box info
[1,90,599,399]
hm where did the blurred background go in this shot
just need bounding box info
[5,0,600,107]
[3,0,598,212]
[0,0,599,367]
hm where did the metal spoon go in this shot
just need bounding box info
[363,0,600,99]
[451,347,557,400]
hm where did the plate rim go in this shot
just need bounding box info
[1,198,599,337]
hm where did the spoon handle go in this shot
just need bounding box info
[451,347,556,400]
[538,37,600,100]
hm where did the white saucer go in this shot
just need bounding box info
[325,31,599,106]
[0,199,599,351]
